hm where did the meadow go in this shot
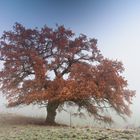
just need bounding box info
[0,113,140,140]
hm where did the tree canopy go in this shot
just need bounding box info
[0,23,135,124]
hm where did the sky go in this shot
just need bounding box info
[0,0,140,127]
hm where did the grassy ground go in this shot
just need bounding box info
[0,113,140,140]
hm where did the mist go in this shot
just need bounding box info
[0,94,138,128]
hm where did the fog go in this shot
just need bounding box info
[0,94,138,128]
[0,95,94,127]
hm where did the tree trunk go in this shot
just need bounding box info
[45,101,59,125]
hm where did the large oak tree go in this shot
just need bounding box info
[0,23,135,125]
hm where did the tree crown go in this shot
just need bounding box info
[0,23,135,123]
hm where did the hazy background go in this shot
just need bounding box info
[0,0,140,127]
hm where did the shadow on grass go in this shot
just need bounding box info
[0,113,68,127]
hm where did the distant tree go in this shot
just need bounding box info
[0,23,135,125]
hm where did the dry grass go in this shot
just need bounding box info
[0,113,140,140]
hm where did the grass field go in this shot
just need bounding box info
[0,113,140,140]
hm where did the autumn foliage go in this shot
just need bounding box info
[0,23,135,125]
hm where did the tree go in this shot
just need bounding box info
[0,23,135,125]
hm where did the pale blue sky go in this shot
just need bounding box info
[0,0,140,126]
